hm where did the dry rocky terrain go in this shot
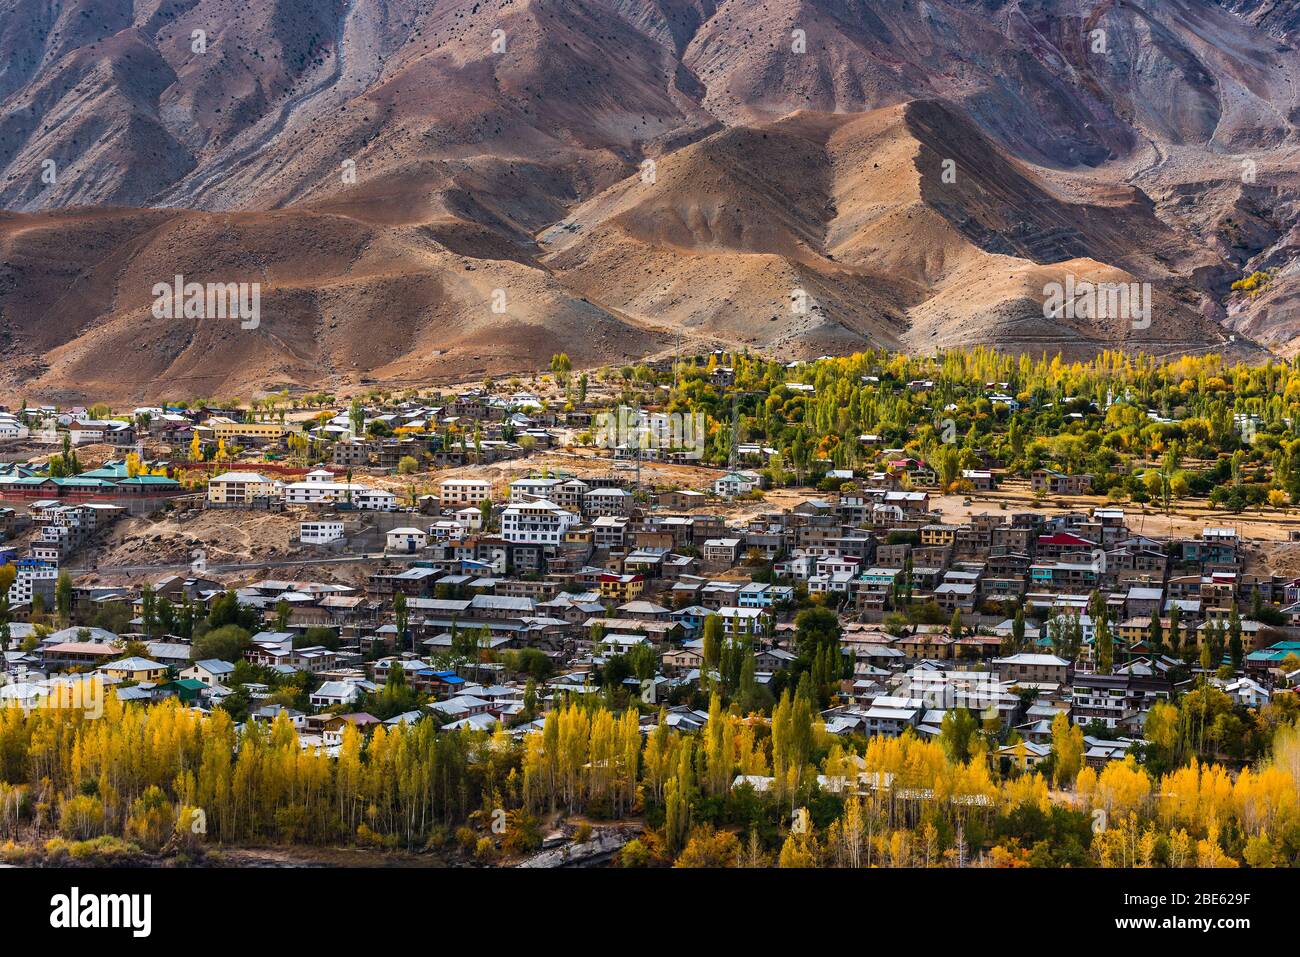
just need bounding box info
[1,0,1297,401]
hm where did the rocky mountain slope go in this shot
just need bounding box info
[1,0,1297,401]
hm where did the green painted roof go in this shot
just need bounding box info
[50,477,115,487]
[117,475,179,486]
[79,464,130,479]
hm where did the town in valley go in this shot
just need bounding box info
[0,348,1296,869]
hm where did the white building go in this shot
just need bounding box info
[427,520,467,543]
[583,486,632,517]
[7,562,57,605]
[501,499,578,545]
[67,420,117,445]
[310,680,364,709]
[282,469,376,506]
[181,659,237,689]
[386,527,428,553]
[1219,676,1271,709]
[0,415,29,442]
[300,521,345,545]
[716,606,766,637]
[454,506,484,531]
[713,471,761,498]
[508,477,564,504]
[353,488,397,511]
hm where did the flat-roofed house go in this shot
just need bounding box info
[208,471,279,506]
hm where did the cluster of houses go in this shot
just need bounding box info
[4,468,1294,764]
[207,468,398,511]
[2,388,1297,764]
[0,497,137,608]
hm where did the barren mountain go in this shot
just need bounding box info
[1,0,1299,401]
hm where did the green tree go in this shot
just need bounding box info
[701,615,723,679]
[1090,591,1112,675]
[140,584,157,637]
[394,591,410,654]
[523,677,538,718]
[191,624,252,663]
[1167,602,1182,658]
[55,570,73,625]
[1228,602,1244,671]
[274,599,292,633]
[939,708,978,763]
[1147,612,1163,655]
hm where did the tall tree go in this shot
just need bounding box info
[701,614,723,680]
[1228,602,1244,671]
[394,592,410,653]
[1051,711,1084,787]
[55,571,73,626]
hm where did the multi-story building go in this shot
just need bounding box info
[550,479,589,512]
[713,472,761,498]
[583,486,633,518]
[993,653,1072,686]
[331,439,372,467]
[282,469,375,507]
[501,500,578,546]
[855,567,902,610]
[598,573,645,601]
[300,521,345,545]
[207,471,279,506]
[1178,528,1241,569]
[210,422,293,444]
[592,516,629,549]
[703,538,743,566]
[7,559,57,606]
[439,478,492,509]
[1029,561,1100,593]
[353,488,398,511]
[1031,469,1093,495]
[508,477,564,504]
[1071,672,1172,730]
[920,524,958,547]
[737,582,794,608]
[716,606,767,638]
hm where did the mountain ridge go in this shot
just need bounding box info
[2,0,1298,400]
